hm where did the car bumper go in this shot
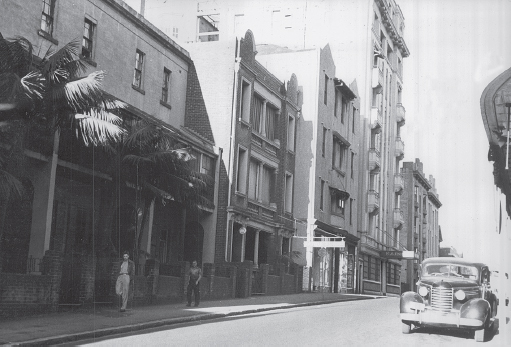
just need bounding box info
[401,310,484,329]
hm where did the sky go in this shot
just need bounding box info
[398,0,511,265]
[125,0,511,267]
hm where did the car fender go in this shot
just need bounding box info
[460,298,490,324]
[400,291,424,314]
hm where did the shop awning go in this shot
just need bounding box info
[314,220,359,243]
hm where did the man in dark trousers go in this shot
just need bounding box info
[116,251,135,312]
[186,260,202,307]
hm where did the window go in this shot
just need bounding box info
[161,68,171,103]
[264,104,277,141]
[363,255,381,281]
[287,114,295,151]
[82,18,95,59]
[322,126,327,157]
[320,179,325,211]
[172,27,178,39]
[251,95,264,133]
[282,237,290,255]
[352,106,356,133]
[189,150,215,178]
[331,191,345,216]
[334,90,339,118]
[236,147,247,193]
[248,159,275,205]
[324,74,328,104]
[240,80,251,122]
[197,15,220,42]
[387,263,400,285]
[349,198,354,225]
[41,0,55,35]
[248,159,260,200]
[340,96,347,124]
[133,50,145,89]
[285,173,293,213]
[350,152,355,178]
[261,166,274,204]
[332,136,346,171]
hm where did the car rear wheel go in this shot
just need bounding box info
[402,322,411,334]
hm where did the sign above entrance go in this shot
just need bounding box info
[303,240,346,248]
[380,250,418,259]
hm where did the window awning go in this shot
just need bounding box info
[334,78,356,100]
[330,187,350,201]
[332,131,351,147]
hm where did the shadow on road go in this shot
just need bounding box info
[410,318,500,342]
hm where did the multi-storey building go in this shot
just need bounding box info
[400,159,442,292]
[184,31,301,281]
[138,0,410,295]
[256,45,360,293]
[0,0,218,305]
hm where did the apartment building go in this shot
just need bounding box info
[0,0,218,306]
[400,159,442,292]
[184,31,302,288]
[256,45,360,293]
[133,0,410,295]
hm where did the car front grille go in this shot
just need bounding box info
[431,287,453,312]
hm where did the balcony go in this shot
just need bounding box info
[393,208,404,229]
[372,66,383,93]
[422,236,427,245]
[368,190,380,214]
[370,107,382,133]
[361,233,385,250]
[394,173,403,193]
[369,148,381,173]
[395,137,404,158]
[396,103,406,125]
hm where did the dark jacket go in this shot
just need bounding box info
[119,259,135,277]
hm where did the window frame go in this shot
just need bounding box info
[132,49,145,91]
[41,0,56,36]
[287,113,295,152]
[161,68,172,105]
[81,18,95,60]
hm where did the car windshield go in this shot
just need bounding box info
[422,263,478,280]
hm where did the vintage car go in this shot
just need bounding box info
[400,257,498,342]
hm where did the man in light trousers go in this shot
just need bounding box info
[116,251,135,312]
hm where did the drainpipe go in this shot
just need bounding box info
[225,37,242,261]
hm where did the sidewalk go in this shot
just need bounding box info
[0,293,381,346]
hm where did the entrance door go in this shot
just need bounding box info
[184,222,204,265]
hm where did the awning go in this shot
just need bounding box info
[314,220,360,243]
[334,78,356,100]
[330,187,350,201]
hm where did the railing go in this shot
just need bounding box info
[368,190,380,214]
[369,147,381,173]
[396,103,406,124]
[393,208,404,228]
[395,137,404,157]
[370,107,382,133]
[394,173,403,193]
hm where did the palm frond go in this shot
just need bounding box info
[0,168,24,199]
[40,39,81,80]
[20,71,45,99]
[74,112,125,146]
[0,36,33,76]
[51,71,104,111]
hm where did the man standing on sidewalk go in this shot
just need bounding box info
[116,251,135,312]
[186,260,202,307]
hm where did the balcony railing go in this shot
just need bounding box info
[396,103,406,124]
[369,147,381,173]
[395,137,404,158]
[394,173,403,193]
[393,208,404,229]
[370,107,382,133]
[372,66,383,93]
[368,190,380,214]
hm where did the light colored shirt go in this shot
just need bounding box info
[120,261,129,274]
[189,267,202,281]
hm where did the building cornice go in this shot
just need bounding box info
[413,170,431,190]
[427,191,442,208]
[375,0,410,58]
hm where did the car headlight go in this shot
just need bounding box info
[454,290,466,301]
[418,286,429,297]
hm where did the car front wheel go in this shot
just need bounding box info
[402,322,411,334]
